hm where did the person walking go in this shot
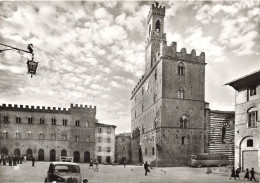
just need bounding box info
[31,156,35,167]
[8,155,12,166]
[229,166,236,180]
[243,168,250,181]
[250,168,257,181]
[20,155,23,164]
[124,160,127,168]
[13,155,17,166]
[144,161,150,176]
[235,167,241,180]
[94,159,99,172]
[89,158,94,169]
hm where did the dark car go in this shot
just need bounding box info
[45,162,88,183]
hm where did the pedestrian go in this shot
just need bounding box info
[89,158,94,169]
[32,156,35,167]
[250,168,257,181]
[24,155,26,162]
[3,155,6,165]
[13,155,17,166]
[144,161,150,176]
[8,154,12,166]
[20,155,23,164]
[124,159,127,168]
[243,168,250,181]
[229,166,236,180]
[235,167,241,180]
[94,159,99,172]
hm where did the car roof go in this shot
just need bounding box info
[50,162,79,166]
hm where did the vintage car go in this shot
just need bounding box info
[44,162,88,183]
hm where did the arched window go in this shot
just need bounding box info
[155,20,160,33]
[182,136,185,145]
[16,116,21,123]
[51,118,56,125]
[27,131,32,139]
[40,117,45,125]
[15,131,20,139]
[75,120,80,127]
[28,117,33,124]
[180,115,188,128]
[62,134,67,140]
[3,131,8,138]
[51,133,56,140]
[39,132,44,139]
[178,88,185,99]
[178,63,185,75]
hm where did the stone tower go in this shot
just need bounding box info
[130,2,207,166]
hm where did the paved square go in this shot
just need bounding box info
[0,162,259,183]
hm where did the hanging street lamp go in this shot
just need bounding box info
[0,43,38,78]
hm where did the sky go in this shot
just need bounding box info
[0,1,259,134]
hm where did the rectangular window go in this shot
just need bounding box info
[107,147,111,152]
[248,111,257,128]
[247,139,253,147]
[52,118,56,125]
[249,86,256,96]
[182,137,185,145]
[98,147,101,152]
[145,148,147,156]
[75,135,79,141]
[75,120,80,127]
[152,147,155,155]
[107,138,111,143]
[154,69,157,80]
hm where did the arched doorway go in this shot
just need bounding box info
[61,149,67,157]
[26,149,33,160]
[84,151,90,163]
[38,149,44,161]
[14,148,20,156]
[139,147,143,163]
[1,148,8,155]
[74,151,80,163]
[50,149,56,161]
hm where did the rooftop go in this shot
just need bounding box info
[225,69,260,90]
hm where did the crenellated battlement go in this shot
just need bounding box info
[70,103,96,110]
[0,103,96,114]
[160,41,205,63]
[147,2,165,23]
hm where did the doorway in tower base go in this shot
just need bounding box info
[74,151,80,163]
[84,151,90,163]
[242,150,259,172]
[38,149,44,161]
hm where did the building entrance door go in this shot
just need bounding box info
[50,149,56,161]
[84,151,90,163]
[242,150,258,172]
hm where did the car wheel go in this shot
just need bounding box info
[217,162,222,167]
[197,163,202,168]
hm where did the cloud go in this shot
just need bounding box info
[110,81,124,88]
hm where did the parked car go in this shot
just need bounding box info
[44,162,88,183]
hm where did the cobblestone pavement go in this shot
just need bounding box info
[0,161,259,183]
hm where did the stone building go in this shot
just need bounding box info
[207,110,235,162]
[115,132,131,164]
[95,123,116,164]
[130,3,207,166]
[0,103,97,163]
[226,70,260,173]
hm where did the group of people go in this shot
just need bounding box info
[230,166,257,181]
[89,158,99,172]
[0,154,35,167]
[0,154,25,166]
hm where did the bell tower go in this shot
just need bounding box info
[145,2,166,74]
